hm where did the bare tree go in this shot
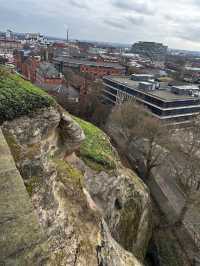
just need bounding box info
[110,102,170,179]
[170,117,200,224]
[80,80,109,124]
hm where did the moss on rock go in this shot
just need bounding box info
[73,116,119,171]
[54,158,84,188]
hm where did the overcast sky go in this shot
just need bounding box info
[1,0,200,50]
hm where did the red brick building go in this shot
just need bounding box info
[36,62,64,89]
[80,64,124,78]
[21,56,40,82]
[0,39,23,54]
[53,58,125,79]
[14,50,41,83]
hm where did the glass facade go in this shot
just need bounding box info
[103,77,200,119]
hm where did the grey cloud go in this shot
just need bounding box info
[1,0,200,50]
[126,15,144,25]
[69,0,89,10]
[176,26,200,43]
[163,14,200,24]
[112,0,155,15]
[104,19,127,30]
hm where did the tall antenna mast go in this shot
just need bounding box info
[67,28,69,43]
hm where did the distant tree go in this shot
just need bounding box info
[91,103,111,127]
[63,68,76,86]
[170,56,187,81]
[170,116,200,225]
[110,102,170,179]
[128,66,144,75]
[56,93,80,116]
[80,80,111,126]
[0,56,8,65]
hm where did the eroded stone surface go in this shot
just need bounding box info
[0,129,48,265]
[1,107,150,265]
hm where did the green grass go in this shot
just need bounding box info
[0,68,55,123]
[73,116,119,171]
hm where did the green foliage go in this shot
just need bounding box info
[73,116,118,171]
[0,68,55,123]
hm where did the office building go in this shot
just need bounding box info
[131,41,168,64]
[103,74,200,123]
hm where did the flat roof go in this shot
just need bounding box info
[185,66,200,72]
[105,76,198,101]
[54,57,125,69]
[148,90,195,101]
[132,74,154,77]
[172,85,200,90]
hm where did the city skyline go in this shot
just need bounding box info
[1,0,200,51]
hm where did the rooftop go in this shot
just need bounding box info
[185,66,200,72]
[37,62,60,78]
[148,90,195,101]
[54,57,125,70]
[105,76,198,102]
[172,85,200,90]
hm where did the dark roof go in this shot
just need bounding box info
[54,57,125,69]
[105,76,199,102]
[37,62,60,78]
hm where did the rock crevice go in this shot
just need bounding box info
[1,107,151,265]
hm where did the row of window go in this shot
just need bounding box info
[104,85,200,118]
[103,78,200,108]
[81,67,120,76]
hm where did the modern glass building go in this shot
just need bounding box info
[103,75,200,123]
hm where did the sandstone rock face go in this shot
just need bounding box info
[1,107,150,265]
[87,167,151,260]
[107,121,200,265]
[0,129,48,265]
[59,107,85,155]
[70,153,152,261]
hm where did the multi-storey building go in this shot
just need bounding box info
[36,62,63,89]
[103,74,200,123]
[131,41,168,65]
[21,56,41,83]
[53,57,125,78]
[14,50,40,82]
[0,39,23,54]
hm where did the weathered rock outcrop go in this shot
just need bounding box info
[72,157,152,260]
[1,106,149,265]
[0,129,48,265]
[87,167,151,260]
[106,121,200,265]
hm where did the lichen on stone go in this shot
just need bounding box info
[53,158,84,188]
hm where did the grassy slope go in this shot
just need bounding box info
[0,68,55,123]
[73,116,119,171]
